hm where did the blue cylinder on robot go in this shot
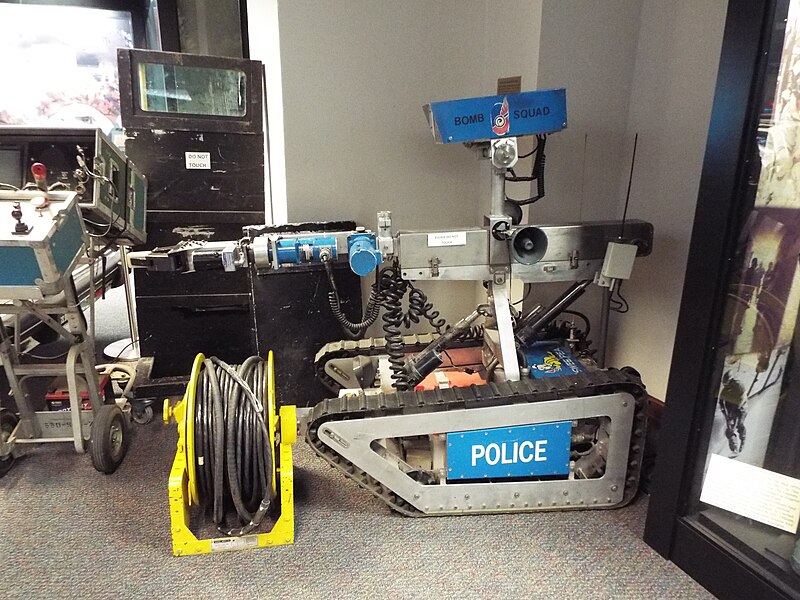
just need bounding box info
[347,233,381,276]
[275,236,337,265]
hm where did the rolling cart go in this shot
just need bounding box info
[0,189,129,476]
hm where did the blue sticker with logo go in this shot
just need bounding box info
[447,421,571,480]
[426,88,567,144]
[524,342,586,380]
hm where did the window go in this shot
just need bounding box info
[138,63,247,117]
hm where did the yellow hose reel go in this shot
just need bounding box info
[163,351,296,556]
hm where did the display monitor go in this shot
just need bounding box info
[0,4,134,132]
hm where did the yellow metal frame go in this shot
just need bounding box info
[164,352,296,556]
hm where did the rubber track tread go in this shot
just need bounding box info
[305,367,647,516]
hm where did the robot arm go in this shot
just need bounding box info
[128,228,383,276]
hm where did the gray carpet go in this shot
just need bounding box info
[0,422,712,600]
[0,285,714,599]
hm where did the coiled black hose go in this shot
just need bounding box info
[194,356,273,537]
[505,134,548,206]
[324,259,465,390]
[404,285,446,333]
[377,265,411,390]
[454,324,485,341]
[324,258,381,339]
[328,288,381,339]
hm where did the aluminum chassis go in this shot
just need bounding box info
[304,367,647,516]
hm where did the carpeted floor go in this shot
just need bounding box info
[0,422,712,600]
[0,287,715,599]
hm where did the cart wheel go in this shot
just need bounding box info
[131,405,154,425]
[0,408,19,478]
[90,405,128,474]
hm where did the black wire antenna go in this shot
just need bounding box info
[620,132,639,239]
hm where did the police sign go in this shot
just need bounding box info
[447,421,571,480]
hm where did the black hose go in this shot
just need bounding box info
[193,356,273,537]
[325,259,457,390]
[405,285,446,333]
[560,309,591,337]
[377,265,411,390]
[324,258,381,339]
[505,134,548,206]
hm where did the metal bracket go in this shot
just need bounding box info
[489,280,519,381]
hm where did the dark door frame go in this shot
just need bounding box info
[644,0,799,598]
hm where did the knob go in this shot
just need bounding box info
[31,162,48,191]
[11,201,29,234]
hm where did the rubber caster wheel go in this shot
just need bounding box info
[0,408,19,478]
[90,405,129,474]
[131,405,154,425]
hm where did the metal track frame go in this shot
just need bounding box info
[318,393,633,515]
[305,367,647,516]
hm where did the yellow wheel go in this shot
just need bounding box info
[267,351,278,497]
[185,353,205,506]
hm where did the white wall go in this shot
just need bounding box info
[275,0,543,324]
[531,0,645,355]
[247,0,286,224]
[534,0,728,400]
[606,0,728,399]
[252,0,729,398]
[536,0,644,225]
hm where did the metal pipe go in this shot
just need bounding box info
[597,287,611,368]
[405,306,488,386]
[118,245,140,354]
[490,167,506,216]
[515,303,544,331]
[515,280,592,345]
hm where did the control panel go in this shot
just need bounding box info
[0,190,87,300]
[0,128,147,246]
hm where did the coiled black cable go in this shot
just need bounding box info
[404,284,447,333]
[376,265,412,390]
[194,356,273,537]
[454,324,485,341]
[324,258,381,339]
[324,258,462,390]
[327,289,381,339]
[506,134,548,206]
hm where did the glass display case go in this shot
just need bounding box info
[645,1,800,598]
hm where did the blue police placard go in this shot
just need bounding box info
[425,88,567,144]
[447,421,571,480]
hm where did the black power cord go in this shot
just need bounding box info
[561,309,591,337]
[610,282,630,314]
[194,356,273,536]
[324,257,381,339]
[505,134,548,206]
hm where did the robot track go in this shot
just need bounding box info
[303,367,647,516]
